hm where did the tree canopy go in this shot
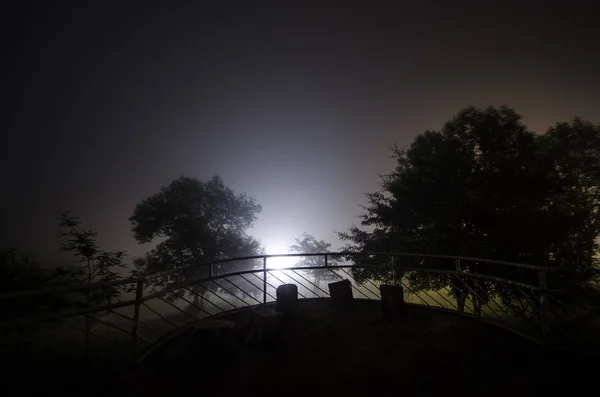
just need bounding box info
[340,106,600,310]
[131,176,261,264]
[539,118,600,281]
[130,176,263,302]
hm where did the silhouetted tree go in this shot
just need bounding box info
[56,210,126,354]
[538,118,600,285]
[340,106,600,314]
[289,233,339,285]
[130,176,263,309]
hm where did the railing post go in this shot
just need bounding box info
[391,254,396,286]
[263,256,267,304]
[538,270,551,344]
[131,279,144,353]
[324,254,328,268]
[209,263,214,279]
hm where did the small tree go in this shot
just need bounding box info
[56,210,126,354]
[289,233,339,286]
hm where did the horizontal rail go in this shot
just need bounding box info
[0,252,551,301]
[144,252,554,282]
[142,265,541,304]
[3,253,598,363]
[0,264,543,312]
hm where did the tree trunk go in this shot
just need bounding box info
[85,315,91,358]
[193,293,202,309]
[380,284,404,316]
[85,258,92,358]
[192,286,206,308]
[184,294,201,317]
[472,295,483,317]
[474,302,481,316]
[456,294,466,313]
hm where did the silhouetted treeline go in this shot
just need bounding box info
[340,106,600,314]
[3,106,600,326]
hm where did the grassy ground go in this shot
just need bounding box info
[75,299,597,397]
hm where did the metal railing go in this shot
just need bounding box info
[0,252,597,371]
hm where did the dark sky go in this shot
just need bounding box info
[2,1,599,264]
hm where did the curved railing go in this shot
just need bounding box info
[0,252,597,373]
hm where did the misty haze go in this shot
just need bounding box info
[1,1,599,396]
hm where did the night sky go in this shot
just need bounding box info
[2,1,599,265]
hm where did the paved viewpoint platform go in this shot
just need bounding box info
[88,299,595,396]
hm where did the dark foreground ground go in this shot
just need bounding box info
[71,299,596,397]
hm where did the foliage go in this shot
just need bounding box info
[340,106,600,314]
[130,176,263,306]
[539,118,600,287]
[56,210,126,352]
[289,233,339,285]
[57,210,126,306]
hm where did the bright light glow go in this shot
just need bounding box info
[267,255,298,269]
[264,242,299,269]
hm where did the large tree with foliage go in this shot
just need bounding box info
[340,106,600,313]
[539,118,600,285]
[130,176,263,308]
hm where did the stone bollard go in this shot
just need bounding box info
[276,284,298,315]
[380,284,405,316]
[328,279,354,309]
